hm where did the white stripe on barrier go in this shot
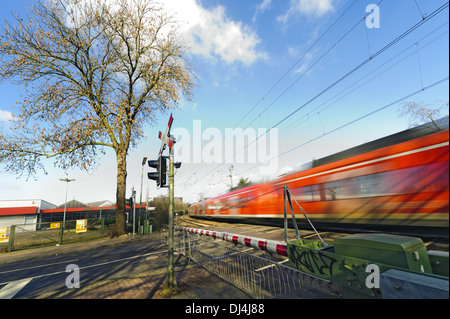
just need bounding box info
[174,226,288,256]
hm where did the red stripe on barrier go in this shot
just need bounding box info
[258,241,267,251]
[174,226,288,256]
[276,244,288,256]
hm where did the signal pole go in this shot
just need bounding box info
[165,140,176,289]
[147,114,178,290]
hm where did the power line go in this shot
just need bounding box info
[242,4,379,131]
[228,1,449,166]
[277,21,449,138]
[270,1,448,130]
[189,1,449,190]
[235,76,449,177]
[232,0,360,130]
[241,0,386,131]
[186,0,363,187]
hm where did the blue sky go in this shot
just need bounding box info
[0,0,449,205]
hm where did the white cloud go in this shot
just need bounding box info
[0,110,15,122]
[287,45,317,75]
[163,0,266,65]
[278,0,335,23]
[64,0,265,65]
[253,0,272,23]
[257,0,272,12]
[294,50,316,74]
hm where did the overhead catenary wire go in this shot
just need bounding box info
[276,21,449,139]
[256,1,449,143]
[189,6,367,187]
[242,1,383,131]
[185,0,365,188]
[231,0,361,131]
[190,1,448,188]
[235,75,449,177]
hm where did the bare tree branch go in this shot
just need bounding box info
[399,101,446,130]
[0,0,196,234]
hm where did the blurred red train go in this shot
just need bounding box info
[189,122,449,235]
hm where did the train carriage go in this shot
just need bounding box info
[189,120,449,236]
[273,129,449,230]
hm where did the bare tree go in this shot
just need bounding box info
[399,101,446,130]
[0,0,195,235]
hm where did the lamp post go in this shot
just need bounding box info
[140,157,147,234]
[59,178,75,244]
[132,187,136,239]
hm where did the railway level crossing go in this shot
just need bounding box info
[174,225,449,299]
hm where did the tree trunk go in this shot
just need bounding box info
[113,149,127,236]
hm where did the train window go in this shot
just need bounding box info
[381,169,413,194]
[426,162,449,192]
[325,180,346,200]
[322,174,382,200]
[290,185,322,202]
[353,174,381,197]
[288,161,448,203]
[312,185,323,201]
[379,163,448,195]
[229,197,239,205]
[291,186,312,201]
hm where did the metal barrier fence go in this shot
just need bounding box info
[162,229,342,299]
[2,218,112,251]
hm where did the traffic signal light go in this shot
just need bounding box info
[126,196,133,211]
[148,156,167,188]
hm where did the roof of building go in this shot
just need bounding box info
[87,200,114,207]
[55,199,88,209]
[40,204,146,214]
[0,199,145,216]
[0,206,38,216]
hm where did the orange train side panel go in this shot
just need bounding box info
[190,130,449,228]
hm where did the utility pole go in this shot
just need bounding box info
[228,165,234,189]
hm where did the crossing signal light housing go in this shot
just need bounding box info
[126,196,133,211]
[148,156,167,188]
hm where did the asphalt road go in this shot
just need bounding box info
[0,240,167,299]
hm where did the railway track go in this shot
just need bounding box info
[175,215,449,252]
[172,215,449,299]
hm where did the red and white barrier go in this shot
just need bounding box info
[174,226,288,257]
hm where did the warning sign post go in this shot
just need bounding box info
[76,219,87,233]
[0,226,10,243]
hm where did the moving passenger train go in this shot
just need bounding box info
[189,118,449,236]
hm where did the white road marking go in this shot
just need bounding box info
[0,248,168,286]
[0,278,33,299]
[0,259,79,275]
